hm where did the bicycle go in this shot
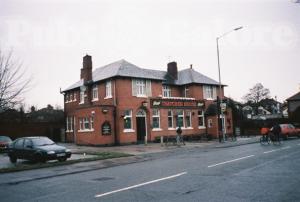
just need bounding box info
[260,134,270,145]
[269,132,282,145]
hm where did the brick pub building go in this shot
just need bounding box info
[63,55,233,145]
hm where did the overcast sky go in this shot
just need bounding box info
[0,0,299,109]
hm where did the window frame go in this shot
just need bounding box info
[123,110,133,132]
[198,110,205,129]
[168,110,174,129]
[105,80,112,98]
[92,85,99,101]
[162,85,171,98]
[152,109,161,130]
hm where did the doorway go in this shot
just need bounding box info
[136,109,147,143]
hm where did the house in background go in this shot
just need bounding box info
[62,55,233,146]
[286,91,300,122]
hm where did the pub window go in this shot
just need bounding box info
[124,110,132,129]
[176,110,184,128]
[80,90,85,104]
[198,110,205,128]
[92,85,98,101]
[168,110,174,128]
[70,93,73,102]
[90,117,94,130]
[65,94,69,103]
[185,111,192,128]
[162,85,171,97]
[152,109,160,129]
[73,92,77,101]
[203,85,217,100]
[208,119,213,128]
[66,116,73,132]
[132,79,151,97]
[84,117,89,130]
[105,81,112,98]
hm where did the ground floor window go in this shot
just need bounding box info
[176,110,184,128]
[79,117,94,131]
[124,110,132,129]
[198,110,205,128]
[168,110,173,128]
[185,111,192,128]
[152,109,160,129]
[66,116,73,132]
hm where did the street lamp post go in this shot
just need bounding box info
[216,26,243,143]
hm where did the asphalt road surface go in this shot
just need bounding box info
[1,139,300,202]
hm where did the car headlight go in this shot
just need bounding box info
[47,151,55,155]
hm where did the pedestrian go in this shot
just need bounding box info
[176,126,183,145]
[271,124,281,142]
[260,123,270,143]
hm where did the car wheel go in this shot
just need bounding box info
[58,157,67,162]
[9,155,17,163]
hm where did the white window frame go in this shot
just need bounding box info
[184,86,189,98]
[152,109,161,130]
[92,85,99,101]
[198,110,205,129]
[79,90,85,104]
[78,117,94,132]
[185,111,192,128]
[162,85,171,98]
[136,80,146,97]
[73,92,77,101]
[176,110,184,128]
[208,119,213,128]
[65,94,69,103]
[105,80,112,99]
[124,110,134,132]
[203,85,217,100]
[90,116,94,130]
[168,110,174,129]
[66,116,73,132]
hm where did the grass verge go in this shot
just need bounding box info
[0,152,132,173]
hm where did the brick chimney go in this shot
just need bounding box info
[80,55,92,83]
[167,61,178,80]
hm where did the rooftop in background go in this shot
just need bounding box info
[286,91,300,101]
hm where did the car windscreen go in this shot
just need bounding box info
[0,136,12,142]
[32,138,55,146]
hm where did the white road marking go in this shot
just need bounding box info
[207,155,255,168]
[94,172,187,198]
[263,149,279,154]
[264,146,291,154]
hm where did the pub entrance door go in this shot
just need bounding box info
[136,109,147,143]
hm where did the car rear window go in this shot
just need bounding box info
[32,138,54,146]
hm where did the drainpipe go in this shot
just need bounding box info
[113,79,119,145]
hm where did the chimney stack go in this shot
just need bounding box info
[80,55,92,83]
[167,61,178,80]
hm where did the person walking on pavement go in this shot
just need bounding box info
[176,126,184,146]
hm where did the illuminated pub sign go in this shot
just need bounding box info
[150,99,205,109]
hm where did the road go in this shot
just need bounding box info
[1,139,300,202]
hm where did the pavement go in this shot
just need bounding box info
[0,136,260,185]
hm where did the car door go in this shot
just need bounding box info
[13,139,25,159]
[23,139,34,160]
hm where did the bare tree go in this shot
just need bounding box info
[0,49,31,111]
[242,83,270,104]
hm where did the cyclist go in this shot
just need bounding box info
[271,124,281,143]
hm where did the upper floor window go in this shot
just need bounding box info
[65,94,69,103]
[203,85,217,100]
[73,92,77,101]
[92,85,98,101]
[184,86,189,97]
[132,79,151,97]
[162,85,171,97]
[80,90,85,104]
[105,81,112,98]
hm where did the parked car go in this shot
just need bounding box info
[0,136,12,152]
[277,124,300,140]
[8,136,71,163]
